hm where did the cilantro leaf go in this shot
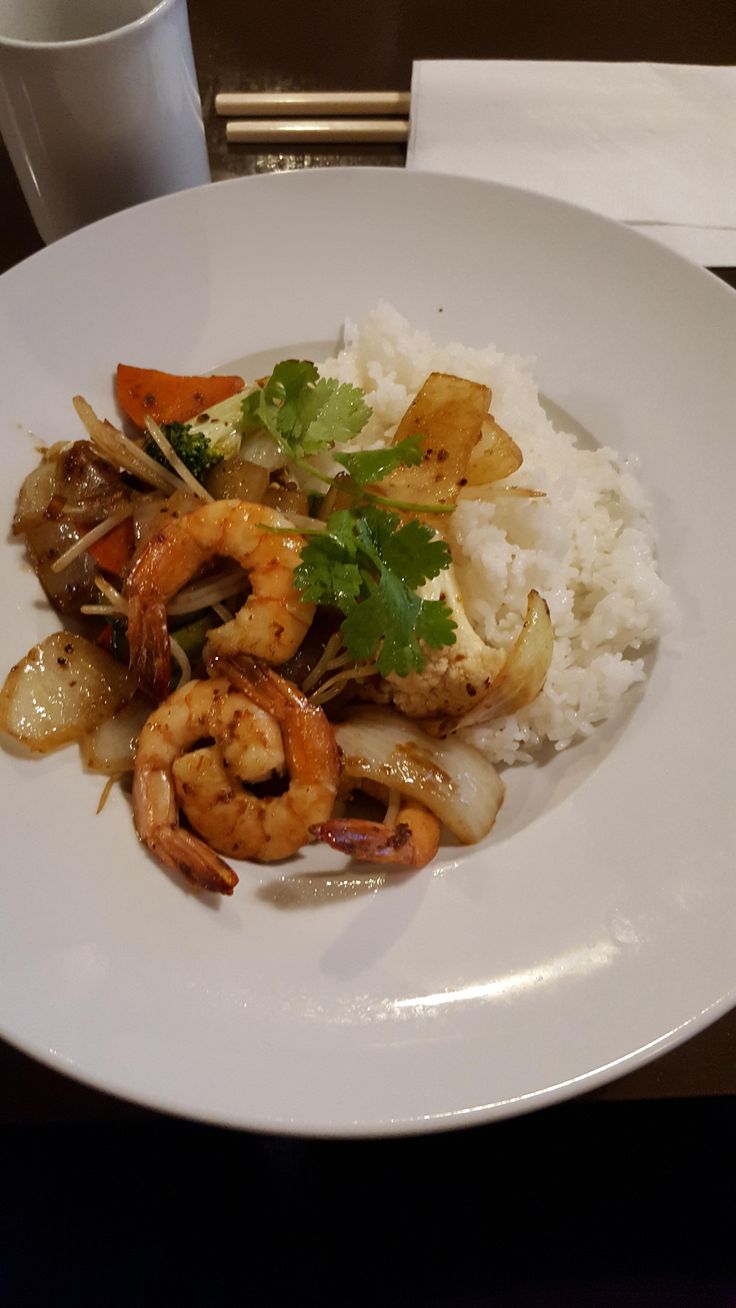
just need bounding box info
[416,599,459,651]
[334,433,423,486]
[357,506,451,589]
[293,503,456,677]
[240,360,370,460]
[266,360,320,442]
[294,536,362,612]
[298,377,371,452]
[321,508,361,559]
[342,570,424,677]
[241,361,317,440]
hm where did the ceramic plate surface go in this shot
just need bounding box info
[0,169,733,1135]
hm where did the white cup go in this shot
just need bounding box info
[0,0,211,243]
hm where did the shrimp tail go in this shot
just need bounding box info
[127,592,171,701]
[146,825,239,895]
[311,799,441,870]
[310,819,423,869]
[207,652,294,720]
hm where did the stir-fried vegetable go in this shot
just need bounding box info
[22,516,102,614]
[13,440,134,607]
[73,396,184,495]
[333,433,423,485]
[187,390,252,462]
[241,360,371,461]
[145,421,224,483]
[1,346,557,888]
[377,564,507,721]
[466,416,523,485]
[427,590,554,736]
[0,632,134,753]
[204,457,269,502]
[87,516,136,576]
[436,588,554,732]
[295,504,456,677]
[115,364,244,429]
[80,697,153,774]
[236,362,465,678]
[375,371,490,508]
[334,707,505,844]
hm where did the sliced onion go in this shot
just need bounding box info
[80,696,152,774]
[49,501,135,574]
[166,568,248,616]
[129,488,201,562]
[14,440,127,536]
[55,441,128,512]
[466,416,523,486]
[13,459,60,534]
[334,707,504,844]
[442,590,553,733]
[23,517,100,613]
[73,396,184,496]
[0,632,135,754]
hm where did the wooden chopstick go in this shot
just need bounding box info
[226,118,409,145]
[216,91,411,117]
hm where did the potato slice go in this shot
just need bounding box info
[0,631,135,754]
[374,372,490,508]
[466,416,523,486]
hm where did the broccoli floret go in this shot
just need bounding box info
[146,421,223,483]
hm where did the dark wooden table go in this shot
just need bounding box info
[1,0,735,1127]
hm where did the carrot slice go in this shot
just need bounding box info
[116,364,244,429]
[87,516,136,576]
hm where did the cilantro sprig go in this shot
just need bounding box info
[242,361,452,515]
[245,360,459,677]
[333,433,423,485]
[241,360,370,460]
[295,505,456,677]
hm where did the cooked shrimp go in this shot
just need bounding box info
[133,677,249,893]
[134,658,340,887]
[125,499,314,700]
[312,797,441,870]
[179,654,340,861]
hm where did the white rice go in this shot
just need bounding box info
[319,303,674,765]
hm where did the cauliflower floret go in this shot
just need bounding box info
[374,565,506,720]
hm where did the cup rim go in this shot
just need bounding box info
[0,0,177,50]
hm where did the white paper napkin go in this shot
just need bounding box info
[407,61,736,265]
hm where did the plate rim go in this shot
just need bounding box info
[1,166,734,1136]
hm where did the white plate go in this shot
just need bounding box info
[0,170,734,1135]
